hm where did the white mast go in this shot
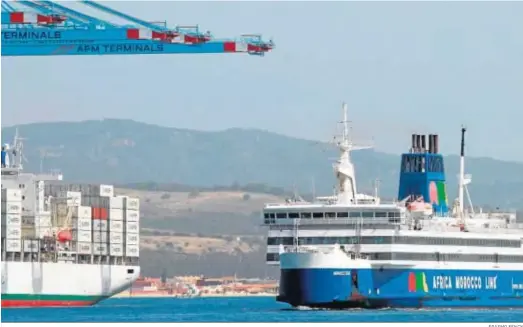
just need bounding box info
[333,102,372,205]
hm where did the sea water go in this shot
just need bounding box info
[2,296,522,323]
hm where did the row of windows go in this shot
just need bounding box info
[264,211,402,219]
[267,236,522,248]
[266,252,522,263]
[267,224,399,230]
[400,155,444,173]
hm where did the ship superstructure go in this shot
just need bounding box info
[1,131,141,307]
[262,103,523,308]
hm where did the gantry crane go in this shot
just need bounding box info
[1,0,274,57]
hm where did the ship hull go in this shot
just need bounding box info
[277,267,523,309]
[1,261,140,308]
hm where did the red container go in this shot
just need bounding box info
[91,207,100,220]
[100,208,108,220]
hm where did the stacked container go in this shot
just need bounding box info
[109,196,124,257]
[123,197,140,258]
[72,205,92,255]
[1,188,23,252]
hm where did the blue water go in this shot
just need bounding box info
[2,297,523,322]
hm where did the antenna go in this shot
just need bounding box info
[458,126,467,229]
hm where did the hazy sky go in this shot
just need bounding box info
[2,1,523,162]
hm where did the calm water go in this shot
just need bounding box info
[2,296,523,323]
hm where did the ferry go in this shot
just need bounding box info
[262,103,523,309]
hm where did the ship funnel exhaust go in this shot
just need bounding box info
[421,135,426,153]
[411,134,416,152]
[416,134,422,153]
[428,134,434,154]
[434,134,439,154]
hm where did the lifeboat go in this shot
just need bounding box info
[56,229,72,243]
[407,201,433,217]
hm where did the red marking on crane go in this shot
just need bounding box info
[10,12,25,24]
[223,42,236,52]
[126,29,140,39]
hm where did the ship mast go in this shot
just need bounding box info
[333,102,372,205]
[458,126,466,228]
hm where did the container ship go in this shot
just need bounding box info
[1,130,141,307]
[261,103,523,309]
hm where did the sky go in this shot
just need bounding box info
[2,1,523,162]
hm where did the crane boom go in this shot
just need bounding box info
[1,0,274,57]
[80,0,168,31]
[36,0,116,27]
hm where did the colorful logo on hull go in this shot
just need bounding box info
[408,272,429,293]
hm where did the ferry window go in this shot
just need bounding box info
[387,212,396,218]
[300,212,311,218]
[266,253,279,261]
[276,213,287,219]
[264,213,270,219]
[337,212,348,218]
[288,213,299,219]
[312,212,324,218]
[375,212,387,218]
[326,212,336,218]
[269,213,275,218]
[349,211,361,218]
[362,212,374,218]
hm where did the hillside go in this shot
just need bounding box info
[2,119,522,278]
[2,119,523,208]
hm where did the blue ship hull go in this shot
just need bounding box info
[277,268,523,308]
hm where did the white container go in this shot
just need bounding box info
[72,206,91,219]
[124,197,140,211]
[92,242,108,255]
[96,184,114,198]
[109,243,124,256]
[125,221,139,234]
[5,239,22,252]
[1,202,22,214]
[1,213,22,226]
[109,196,124,209]
[73,217,92,231]
[109,232,123,244]
[124,210,140,222]
[2,225,22,239]
[23,239,39,253]
[125,233,139,245]
[92,220,108,232]
[76,242,92,255]
[125,244,139,257]
[92,231,108,243]
[1,189,22,202]
[109,209,123,221]
[109,220,123,232]
[35,215,52,227]
[73,230,92,242]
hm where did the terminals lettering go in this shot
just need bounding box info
[2,31,61,40]
[77,44,164,54]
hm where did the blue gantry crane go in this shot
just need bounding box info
[1,0,274,57]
